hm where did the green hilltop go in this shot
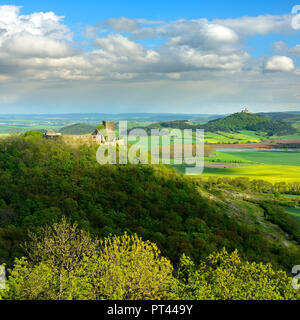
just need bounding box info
[128,112,298,137]
[59,123,96,135]
[203,112,297,136]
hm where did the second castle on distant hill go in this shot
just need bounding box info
[241,108,251,114]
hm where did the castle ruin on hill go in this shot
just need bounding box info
[44,130,62,141]
[46,121,124,146]
[92,121,116,143]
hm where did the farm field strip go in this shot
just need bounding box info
[200,164,300,183]
[220,150,300,166]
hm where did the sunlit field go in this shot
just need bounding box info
[201,164,300,183]
[222,151,300,166]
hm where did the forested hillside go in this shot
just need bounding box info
[127,112,298,137]
[258,112,300,124]
[0,133,300,275]
[203,112,297,136]
[1,221,298,300]
[59,123,95,135]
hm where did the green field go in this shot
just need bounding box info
[270,133,300,140]
[281,195,300,200]
[223,150,300,166]
[206,151,253,164]
[128,129,264,145]
[238,130,267,140]
[201,164,300,183]
[205,131,261,144]
[0,124,62,134]
[285,207,300,223]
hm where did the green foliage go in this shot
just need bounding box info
[1,221,175,300]
[201,176,300,195]
[0,135,300,274]
[23,131,44,138]
[1,223,298,300]
[177,248,298,300]
[96,124,105,131]
[59,123,95,135]
[285,207,300,224]
[258,111,300,128]
[94,233,175,300]
[159,120,197,130]
[259,201,300,243]
[203,112,296,136]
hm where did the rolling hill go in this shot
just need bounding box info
[258,112,300,131]
[128,113,297,137]
[59,123,95,135]
[258,111,300,123]
[203,112,297,136]
[1,133,300,274]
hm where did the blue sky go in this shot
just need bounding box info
[4,0,297,21]
[0,1,299,114]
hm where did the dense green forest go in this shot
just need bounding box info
[1,220,298,300]
[0,132,300,271]
[0,133,300,299]
[203,112,297,136]
[59,123,96,135]
[258,112,300,125]
[127,112,297,136]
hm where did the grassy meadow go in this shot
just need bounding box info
[206,151,253,164]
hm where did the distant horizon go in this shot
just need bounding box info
[0,110,300,116]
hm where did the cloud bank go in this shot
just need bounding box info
[0,5,299,113]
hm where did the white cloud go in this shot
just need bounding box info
[264,56,295,72]
[104,17,140,32]
[0,5,73,61]
[214,15,293,36]
[0,5,72,41]
[131,27,157,39]
[273,41,300,58]
[157,19,239,47]
[94,34,160,63]
[3,33,73,58]
[2,6,295,82]
[0,5,299,114]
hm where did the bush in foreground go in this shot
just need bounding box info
[0,220,299,300]
[1,219,175,300]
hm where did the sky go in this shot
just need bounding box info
[0,0,300,114]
